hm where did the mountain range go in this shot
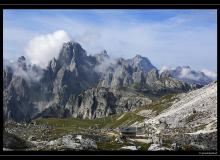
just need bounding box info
[3,41,215,122]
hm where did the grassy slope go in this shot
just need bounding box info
[32,93,178,141]
[33,112,145,140]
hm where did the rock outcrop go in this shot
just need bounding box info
[64,87,152,119]
[98,55,157,88]
[30,134,97,151]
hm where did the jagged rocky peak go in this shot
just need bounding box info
[130,54,156,73]
[63,41,84,50]
[18,56,26,62]
[58,41,87,65]
[99,50,108,57]
[17,56,27,70]
[94,50,109,63]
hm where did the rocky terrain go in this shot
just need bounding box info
[3,82,217,151]
[139,81,217,151]
[3,40,217,151]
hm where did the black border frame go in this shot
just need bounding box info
[0,3,219,157]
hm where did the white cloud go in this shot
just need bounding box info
[94,57,117,74]
[25,30,71,68]
[163,66,217,83]
[201,69,217,80]
[178,67,201,81]
[159,66,171,74]
[4,59,44,83]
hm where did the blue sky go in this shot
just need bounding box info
[3,9,217,72]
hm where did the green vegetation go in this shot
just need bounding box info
[5,92,185,151]
[105,112,145,128]
[118,86,145,97]
[7,92,180,146]
[33,112,145,140]
[194,124,207,131]
[33,112,149,150]
[34,112,144,129]
[134,142,152,151]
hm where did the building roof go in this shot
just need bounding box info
[120,127,137,133]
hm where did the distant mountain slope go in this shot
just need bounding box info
[159,66,215,85]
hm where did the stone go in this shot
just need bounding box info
[121,146,137,151]
[148,144,169,151]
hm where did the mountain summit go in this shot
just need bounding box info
[131,54,155,73]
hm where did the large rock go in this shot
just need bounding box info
[99,55,157,88]
[148,144,170,151]
[121,146,138,151]
[33,134,97,151]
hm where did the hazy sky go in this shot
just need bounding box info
[3,9,217,72]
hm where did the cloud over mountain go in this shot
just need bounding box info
[201,69,217,80]
[159,66,216,85]
[25,30,71,68]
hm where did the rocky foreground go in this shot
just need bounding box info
[3,82,217,151]
[139,81,217,151]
